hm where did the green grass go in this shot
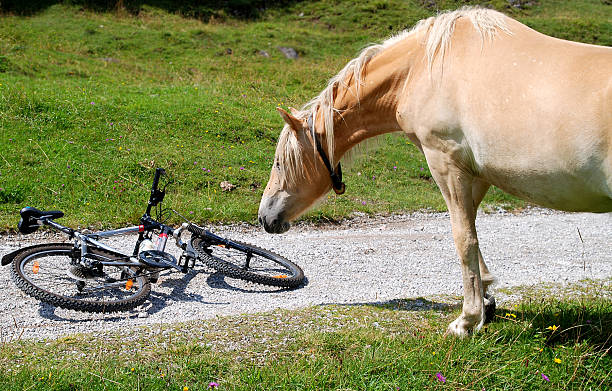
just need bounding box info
[1,0,610,229]
[0,279,610,390]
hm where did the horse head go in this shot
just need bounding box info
[258,107,341,234]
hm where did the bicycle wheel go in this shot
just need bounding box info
[11,243,151,313]
[191,237,304,288]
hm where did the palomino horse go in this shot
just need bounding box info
[258,7,612,337]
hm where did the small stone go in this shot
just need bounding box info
[258,50,269,57]
[277,47,298,59]
[138,312,149,318]
[507,0,537,8]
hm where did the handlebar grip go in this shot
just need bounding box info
[187,224,205,236]
[151,168,166,191]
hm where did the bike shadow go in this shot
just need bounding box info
[36,269,217,322]
[37,302,140,322]
[144,269,228,316]
[205,271,308,292]
[36,268,307,321]
[139,269,308,317]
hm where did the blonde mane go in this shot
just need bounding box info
[278,6,510,186]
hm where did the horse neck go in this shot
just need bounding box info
[330,38,418,162]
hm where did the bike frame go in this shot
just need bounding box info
[10,167,248,273]
[41,218,166,267]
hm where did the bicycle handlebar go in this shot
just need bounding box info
[145,167,167,215]
[151,168,166,192]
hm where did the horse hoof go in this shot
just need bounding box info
[484,294,496,323]
[445,320,470,338]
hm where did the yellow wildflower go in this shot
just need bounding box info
[554,358,562,364]
[546,325,559,331]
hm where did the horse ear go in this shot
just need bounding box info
[277,107,302,132]
[289,107,300,116]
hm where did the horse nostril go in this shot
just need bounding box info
[258,216,264,226]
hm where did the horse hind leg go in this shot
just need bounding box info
[472,179,497,322]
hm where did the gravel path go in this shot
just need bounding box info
[1,209,610,341]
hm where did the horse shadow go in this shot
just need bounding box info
[349,297,461,312]
[327,297,460,313]
[338,296,611,349]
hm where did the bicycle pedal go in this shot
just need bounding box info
[149,271,160,284]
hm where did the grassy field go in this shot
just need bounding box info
[0,0,611,229]
[0,280,610,390]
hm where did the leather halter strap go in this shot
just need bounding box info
[307,114,346,195]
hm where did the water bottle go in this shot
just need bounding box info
[139,239,156,254]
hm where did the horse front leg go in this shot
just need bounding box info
[423,148,484,337]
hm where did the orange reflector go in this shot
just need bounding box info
[217,244,226,248]
[125,279,133,290]
[273,274,288,279]
[32,261,40,274]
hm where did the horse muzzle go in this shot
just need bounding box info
[258,214,290,234]
[258,196,291,234]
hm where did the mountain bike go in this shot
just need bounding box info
[1,168,304,313]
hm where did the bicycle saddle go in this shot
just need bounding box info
[18,207,64,234]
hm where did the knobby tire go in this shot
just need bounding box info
[191,237,304,288]
[11,243,151,313]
